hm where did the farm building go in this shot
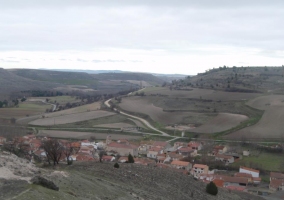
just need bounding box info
[239,166,260,178]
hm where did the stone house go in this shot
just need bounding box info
[191,164,209,177]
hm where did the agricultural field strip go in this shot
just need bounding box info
[29,110,115,126]
[104,99,169,136]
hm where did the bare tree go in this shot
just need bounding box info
[62,142,79,165]
[42,139,63,166]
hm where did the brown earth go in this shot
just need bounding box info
[227,95,284,139]
[191,113,248,133]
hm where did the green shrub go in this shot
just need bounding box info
[206,181,218,195]
[114,163,119,168]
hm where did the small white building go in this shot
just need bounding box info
[243,150,250,156]
[239,166,259,178]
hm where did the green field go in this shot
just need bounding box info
[232,152,284,172]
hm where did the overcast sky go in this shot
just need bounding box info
[1,0,284,75]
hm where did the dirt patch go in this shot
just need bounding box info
[29,110,115,126]
[38,130,142,140]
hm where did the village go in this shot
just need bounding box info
[1,134,284,198]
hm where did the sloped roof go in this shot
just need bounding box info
[108,142,138,149]
[235,173,252,178]
[171,160,190,167]
[240,166,259,173]
[153,141,168,147]
[271,172,284,179]
[213,179,224,187]
[270,179,284,189]
[193,164,208,169]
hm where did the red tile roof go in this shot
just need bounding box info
[178,147,194,153]
[213,179,224,187]
[235,173,252,178]
[271,172,284,179]
[270,179,284,189]
[76,155,95,161]
[153,141,168,147]
[193,164,208,169]
[108,142,138,149]
[188,142,201,148]
[102,155,114,161]
[171,160,191,167]
[149,147,162,152]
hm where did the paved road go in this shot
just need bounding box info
[104,99,170,136]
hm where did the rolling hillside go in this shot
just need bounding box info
[92,72,165,86]
[173,66,284,94]
[9,69,98,87]
[0,68,59,100]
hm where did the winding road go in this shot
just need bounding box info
[104,99,170,136]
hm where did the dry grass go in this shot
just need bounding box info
[29,110,115,126]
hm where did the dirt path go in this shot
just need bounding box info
[104,99,169,136]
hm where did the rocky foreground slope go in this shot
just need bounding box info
[0,155,265,200]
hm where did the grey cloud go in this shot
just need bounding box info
[1,0,284,9]
[0,0,283,59]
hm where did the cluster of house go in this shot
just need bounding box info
[2,134,284,194]
[197,166,262,191]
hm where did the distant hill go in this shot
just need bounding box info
[0,68,59,100]
[173,66,284,94]
[9,69,98,87]
[92,72,164,86]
